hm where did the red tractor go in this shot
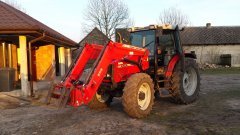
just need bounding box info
[46,25,200,118]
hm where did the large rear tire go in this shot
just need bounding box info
[122,73,154,118]
[88,91,112,109]
[170,58,200,104]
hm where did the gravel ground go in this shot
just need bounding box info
[0,74,240,135]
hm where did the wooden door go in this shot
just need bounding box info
[32,45,55,81]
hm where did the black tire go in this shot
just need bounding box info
[122,73,154,118]
[170,58,200,104]
[88,92,112,110]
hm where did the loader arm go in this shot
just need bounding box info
[49,41,149,107]
[63,44,103,88]
[70,41,149,106]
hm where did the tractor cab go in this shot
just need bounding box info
[129,25,182,65]
[116,25,185,77]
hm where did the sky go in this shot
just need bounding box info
[16,0,240,42]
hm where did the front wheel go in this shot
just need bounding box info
[170,58,200,104]
[122,73,154,118]
[88,91,112,109]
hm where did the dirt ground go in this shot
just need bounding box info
[0,73,240,135]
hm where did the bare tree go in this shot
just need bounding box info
[158,7,190,27]
[83,0,132,39]
[1,0,25,12]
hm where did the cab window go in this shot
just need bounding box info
[130,30,155,56]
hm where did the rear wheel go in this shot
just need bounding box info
[122,73,154,118]
[170,58,200,104]
[88,91,112,109]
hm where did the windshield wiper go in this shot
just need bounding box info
[144,41,154,48]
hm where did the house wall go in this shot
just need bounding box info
[183,45,240,67]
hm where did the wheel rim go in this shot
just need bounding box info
[183,67,198,96]
[138,83,151,110]
[96,93,109,103]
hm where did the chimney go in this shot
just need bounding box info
[206,23,211,28]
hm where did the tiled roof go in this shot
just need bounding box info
[0,1,76,46]
[72,28,110,59]
[79,27,110,46]
[181,26,240,45]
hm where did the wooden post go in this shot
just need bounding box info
[2,42,6,67]
[19,36,30,97]
[66,48,72,68]
[8,43,12,68]
[59,47,65,76]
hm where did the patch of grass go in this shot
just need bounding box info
[145,88,240,123]
[145,111,184,123]
[194,88,240,110]
[200,67,240,75]
[218,88,240,98]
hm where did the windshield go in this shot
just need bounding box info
[130,30,155,56]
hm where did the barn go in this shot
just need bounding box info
[182,23,240,67]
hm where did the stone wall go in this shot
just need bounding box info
[183,45,240,67]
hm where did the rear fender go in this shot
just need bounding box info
[165,55,180,78]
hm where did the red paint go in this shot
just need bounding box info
[165,54,180,78]
[53,41,149,107]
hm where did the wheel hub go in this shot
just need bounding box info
[183,68,198,96]
[96,93,109,103]
[138,83,151,110]
[139,92,145,100]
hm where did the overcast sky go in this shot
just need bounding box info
[17,0,240,42]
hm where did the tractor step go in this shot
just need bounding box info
[158,87,171,90]
[157,80,169,83]
[159,89,172,98]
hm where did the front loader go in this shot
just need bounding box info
[46,24,200,118]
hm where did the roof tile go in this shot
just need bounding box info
[0,1,76,46]
[181,26,240,45]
